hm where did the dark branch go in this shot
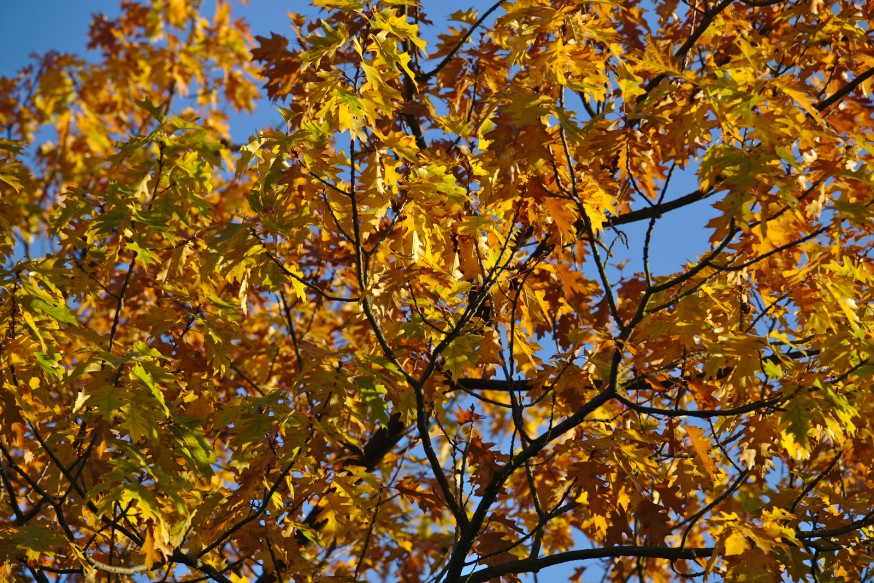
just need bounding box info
[415,1,504,84]
[797,509,874,541]
[615,393,782,418]
[607,189,713,227]
[347,412,406,471]
[295,413,407,546]
[465,545,714,582]
[263,250,359,303]
[815,65,874,112]
[456,378,532,391]
[444,385,618,580]
[633,0,734,114]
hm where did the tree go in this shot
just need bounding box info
[1,0,873,580]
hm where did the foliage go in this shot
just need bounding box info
[2,0,874,581]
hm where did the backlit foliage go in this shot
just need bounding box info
[2,0,874,581]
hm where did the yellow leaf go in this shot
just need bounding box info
[544,197,578,239]
[724,530,749,556]
[476,328,504,366]
[822,280,860,330]
[780,430,810,461]
[580,178,617,233]
[21,311,46,351]
[685,425,718,480]
[773,78,826,125]
[141,525,164,567]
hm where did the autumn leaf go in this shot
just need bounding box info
[685,424,718,481]
[2,1,874,582]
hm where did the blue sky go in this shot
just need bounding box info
[0,0,490,141]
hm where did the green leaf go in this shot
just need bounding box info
[301,20,350,68]
[763,360,783,379]
[169,419,215,477]
[123,405,159,443]
[442,334,481,379]
[134,97,166,121]
[781,393,814,448]
[356,376,390,424]
[125,239,160,267]
[132,363,169,416]
[87,383,128,416]
[34,352,64,380]
[12,523,68,555]
[30,298,77,325]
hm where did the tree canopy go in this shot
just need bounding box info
[2,0,874,581]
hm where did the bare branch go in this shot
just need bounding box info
[815,65,874,112]
[415,1,504,84]
[465,545,714,582]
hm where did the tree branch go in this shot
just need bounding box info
[789,451,843,514]
[615,393,782,419]
[632,0,734,115]
[815,65,874,112]
[443,385,617,581]
[415,1,504,84]
[262,249,359,303]
[797,509,874,541]
[607,189,713,227]
[464,545,714,582]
